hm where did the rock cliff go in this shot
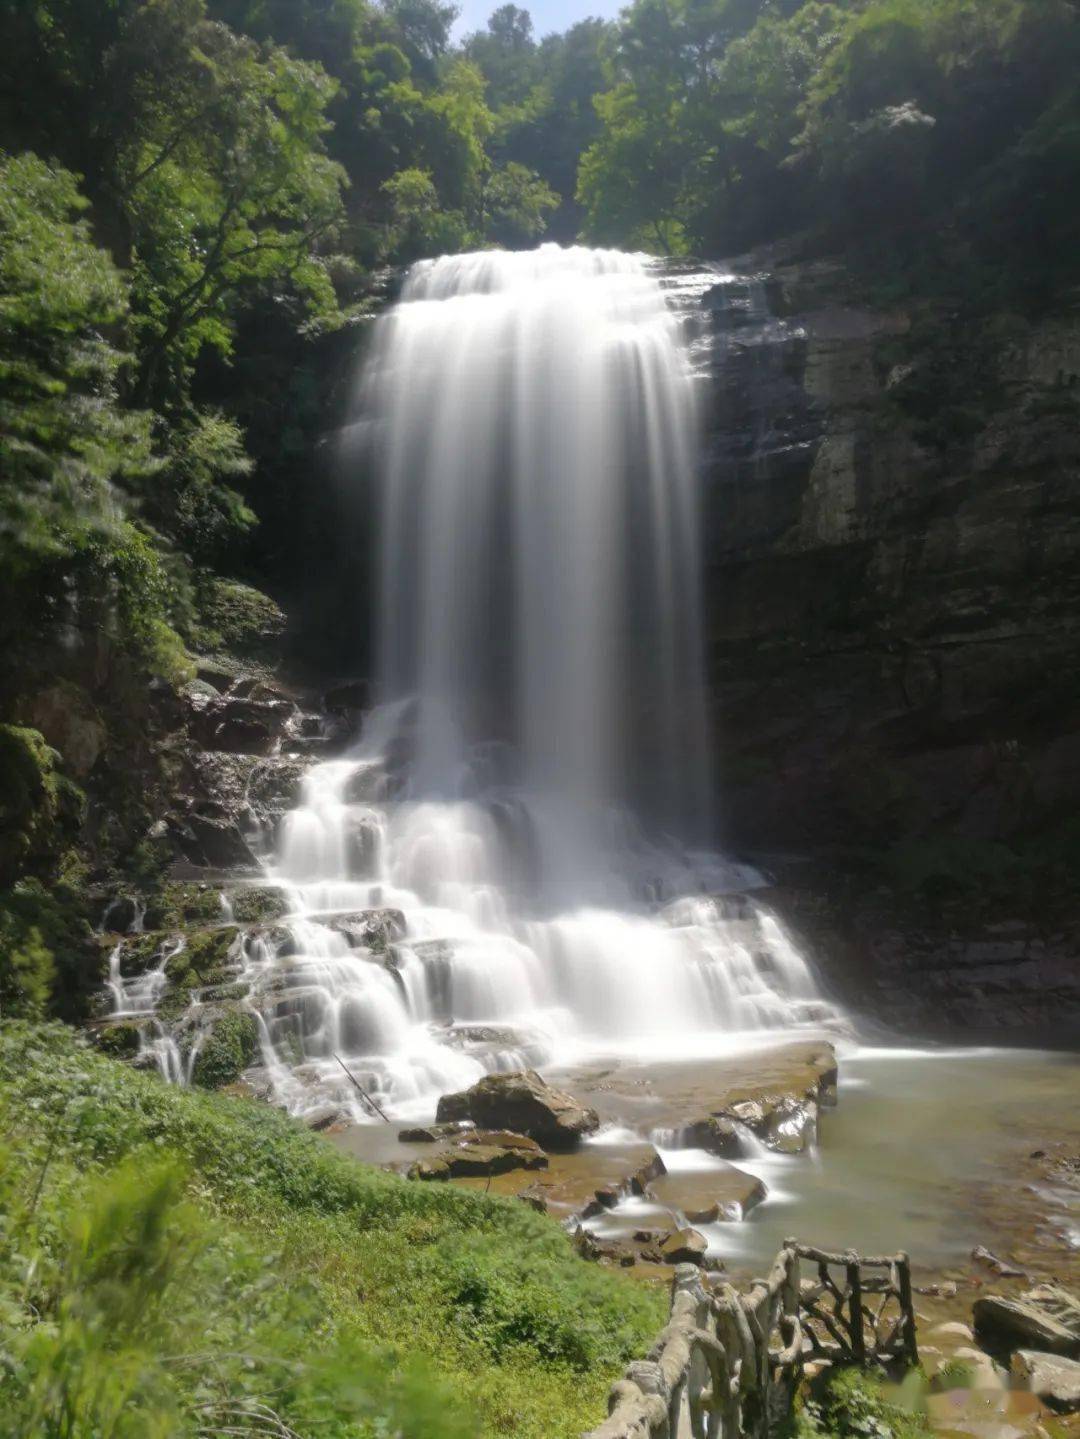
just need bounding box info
[687,249,1080,1037]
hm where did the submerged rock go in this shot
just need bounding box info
[435,1070,599,1149]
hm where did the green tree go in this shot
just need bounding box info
[0,153,152,564]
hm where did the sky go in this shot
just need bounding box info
[451,0,623,43]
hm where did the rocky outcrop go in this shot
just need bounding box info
[684,251,1080,1036]
[435,1070,600,1148]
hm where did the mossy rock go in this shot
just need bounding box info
[143,883,225,931]
[228,886,289,925]
[116,930,176,978]
[93,1021,144,1059]
[153,926,241,1024]
[191,1010,259,1089]
[194,580,285,663]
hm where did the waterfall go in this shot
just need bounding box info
[369,247,712,867]
[138,246,842,1123]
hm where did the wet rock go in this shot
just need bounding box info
[659,1229,708,1266]
[435,1069,599,1149]
[305,1105,347,1132]
[974,1286,1080,1357]
[681,1115,744,1158]
[398,1122,469,1144]
[1011,1351,1080,1412]
[329,908,406,952]
[181,679,220,713]
[116,931,177,978]
[628,1149,666,1195]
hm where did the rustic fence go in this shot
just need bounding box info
[583,1240,919,1439]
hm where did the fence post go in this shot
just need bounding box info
[895,1252,919,1368]
[846,1253,866,1365]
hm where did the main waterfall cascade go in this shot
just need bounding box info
[171,248,846,1120]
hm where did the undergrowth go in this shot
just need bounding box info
[0,1023,664,1438]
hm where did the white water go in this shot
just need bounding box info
[110,247,843,1118]
[214,246,841,1122]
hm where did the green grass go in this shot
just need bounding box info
[0,1023,664,1438]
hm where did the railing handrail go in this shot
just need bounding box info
[582,1238,919,1439]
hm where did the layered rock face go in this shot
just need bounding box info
[683,252,1080,1037]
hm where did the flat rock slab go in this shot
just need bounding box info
[649,1164,767,1224]
[557,1040,837,1145]
[1012,1350,1080,1412]
[408,1132,548,1181]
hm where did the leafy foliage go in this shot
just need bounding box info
[0,1024,665,1437]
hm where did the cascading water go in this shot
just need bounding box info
[142,247,843,1121]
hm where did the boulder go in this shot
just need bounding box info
[435,1069,599,1149]
[659,1229,708,1266]
[1011,1351,1080,1412]
[628,1149,666,1195]
[974,1286,1080,1357]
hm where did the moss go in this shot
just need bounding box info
[227,885,289,924]
[191,1010,260,1088]
[156,926,240,1022]
[143,882,225,931]
[192,579,285,662]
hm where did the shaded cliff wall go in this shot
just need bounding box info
[696,253,1080,1038]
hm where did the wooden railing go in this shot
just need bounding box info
[583,1240,919,1439]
